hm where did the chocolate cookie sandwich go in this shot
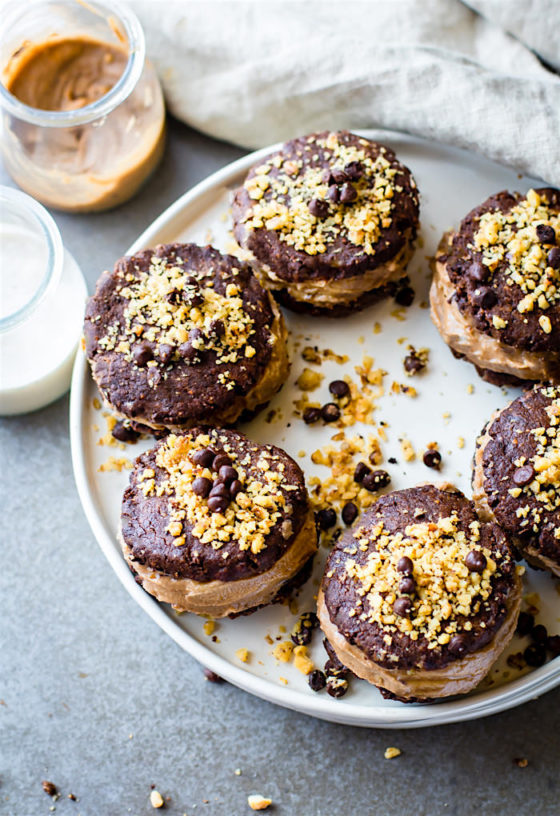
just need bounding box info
[120,427,317,616]
[431,188,560,386]
[318,485,521,702]
[84,243,289,432]
[232,130,419,315]
[473,385,560,577]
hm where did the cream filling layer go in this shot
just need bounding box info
[121,510,317,617]
[95,294,289,432]
[472,421,560,578]
[430,248,560,382]
[317,580,521,700]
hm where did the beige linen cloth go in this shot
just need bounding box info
[132,1,556,185]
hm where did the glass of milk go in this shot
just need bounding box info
[0,185,87,414]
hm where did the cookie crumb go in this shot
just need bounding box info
[248,794,272,811]
[384,747,402,759]
[42,781,58,797]
[514,757,529,768]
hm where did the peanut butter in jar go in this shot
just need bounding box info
[0,0,165,212]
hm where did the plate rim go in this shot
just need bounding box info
[70,128,560,728]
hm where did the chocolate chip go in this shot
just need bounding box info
[465,549,487,573]
[339,182,357,204]
[190,448,213,468]
[341,502,358,525]
[397,556,413,574]
[308,669,327,692]
[210,319,225,337]
[548,247,560,269]
[468,261,489,282]
[516,611,535,636]
[192,476,212,498]
[547,635,560,657]
[326,677,349,698]
[536,224,556,244]
[362,470,391,491]
[209,482,229,499]
[303,406,321,424]
[157,343,174,365]
[513,464,535,486]
[203,668,223,683]
[448,634,468,657]
[292,611,319,646]
[166,289,181,304]
[178,341,197,361]
[393,597,412,618]
[327,184,341,203]
[132,342,153,366]
[111,420,140,443]
[423,449,442,470]
[531,624,548,644]
[219,465,238,484]
[329,167,349,185]
[207,495,229,514]
[473,286,497,309]
[353,461,371,483]
[321,402,340,422]
[316,508,337,530]
[42,781,58,797]
[308,198,329,219]
[329,379,350,399]
[395,285,415,307]
[524,643,546,668]
[344,161,363,181]
[229,479,243,499]
[399,576,416,595]
[404,352,425,374]
[212,453,232,471]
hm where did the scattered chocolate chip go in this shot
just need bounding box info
[339,182,357,204]
[329,167,349,185]
[321,402,341,422]
[513,464,535,487]
[316,508,337,530]
[189,327,204,343]
[111,420,140,443]
[219,465,238,484]
[393,597,412,618]
[204,668,223,683]
[353,461,371,483]
[178,340,197,361]
[548,247,560,269]
[397,556,414,574]
[399,576,416,595]
[473,286,497,309]
[157,343,174,365]
[308,198,329,219]
[192,476,212,498]
[388,456,398,464]
[207,495,229,514]
[329,379,350,399]
[42,781,58,796]
[326,677,349,698]
[212,453,232,472]
[210,319,225,337]
[422,449,442,470]
[191,448,215,468]
[292,611,319,646]
[448,634,468,657]
[303,406,321,424]
[516,611,535,636]
[465,549,487,573]
[132,342,153,366]
[327,184,341,203]
[344,161,363,181]
[229,479,243,499]
[404,352,425,374]
[362,469,391,491]
[395,285,415,307]
[524,643,547,668]
[547,635,560,657]
[531,624,548,644]
[468,261,489,282]
[341,502,358,525]
[209,482,229,499]
[308,669,327,692]
[166,289,181,304]
[536,224,556,244]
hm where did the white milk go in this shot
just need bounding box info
[0,222,87,415]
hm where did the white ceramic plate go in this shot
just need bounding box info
[70,130,560,728]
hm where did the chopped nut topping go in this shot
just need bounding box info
[150,790,164,809]
[248,794,272,811]
[384,747,402,759]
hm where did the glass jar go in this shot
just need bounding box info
[0,186,87,414]
[0,0,165,212]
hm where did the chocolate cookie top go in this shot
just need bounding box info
[441,188,560,353]
[322,485,517,671]
[121,428,310,583]
[232,130,419,283]
[480,385,560,565]
[84,243,279,426]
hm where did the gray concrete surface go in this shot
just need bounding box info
[1,117,559,816]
